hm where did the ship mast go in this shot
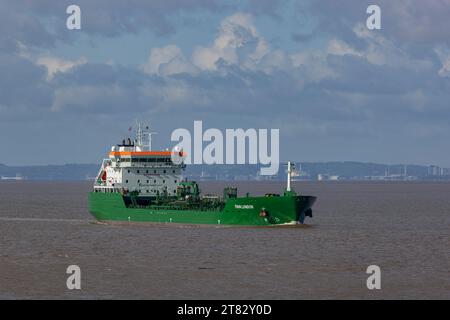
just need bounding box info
[136,121,143,148]
[135,120,157,151]
[287,161,293,192]
[147,129,158,151]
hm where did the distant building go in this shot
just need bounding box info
[317,174,339,181]
[1,174,25,181]
[428,165,441,177]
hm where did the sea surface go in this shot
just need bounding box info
[0,181,449,299]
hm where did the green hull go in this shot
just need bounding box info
[88,192,316,226]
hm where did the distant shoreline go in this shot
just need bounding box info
[1,162,449,181]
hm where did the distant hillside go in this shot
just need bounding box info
[299,161,429,178]
[185,162,440,180]
[0,161,447,181]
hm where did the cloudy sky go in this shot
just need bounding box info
[1,0,450,166]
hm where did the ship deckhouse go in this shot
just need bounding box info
[94,122,185,197]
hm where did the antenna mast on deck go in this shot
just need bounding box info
[135,120,158,151]
[286,161,294,192]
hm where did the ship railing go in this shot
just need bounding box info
[93,186,122,193]
[127,163,185,168]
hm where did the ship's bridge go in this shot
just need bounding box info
[109,149,185,168]
[93,122,185,197]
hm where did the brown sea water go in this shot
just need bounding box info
[0,181,449,299]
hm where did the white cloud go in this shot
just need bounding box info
[141,45,198,76]
[327,38,362,57]
[36,56,87,79]
[290,50,336,82]
[16,41,87,80]
[142,13,278,76]
[144,14,397,85]
[35,12,448,122]
[434,46,450,78]
[328,23,432,71]
[192,12,269,71]
[141,14,433,87]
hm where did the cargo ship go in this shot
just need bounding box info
[88,123,317,226]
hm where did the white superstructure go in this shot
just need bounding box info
[93,122,185,196]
